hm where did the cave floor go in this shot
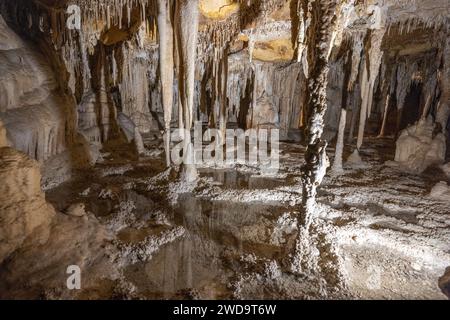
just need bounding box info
[1,136,449,300]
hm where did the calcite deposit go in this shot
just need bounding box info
[0,0,449,300]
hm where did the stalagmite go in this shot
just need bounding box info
[134,127,146,155]
[158,0,175,167]
[293,0,339,275]
[421,94,432,120]
[299,0,339,223]
[332,109,347,174]
[181,139,198,183]
[378,93,390,137]
[177,92,184,139]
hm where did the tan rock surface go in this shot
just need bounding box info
[0,147,55,263]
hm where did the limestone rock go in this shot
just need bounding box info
[0,213,117,299]
[394,117,446,173]
[429,181,450,201]
[0,119,7,147]
[252,95,279,129]
[0,14,23,51]
[66,203,87,217]
[0,147,55,264]
[439,267,450,299]
[0,13,72,166]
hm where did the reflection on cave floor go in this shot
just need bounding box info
[6,136,449,299]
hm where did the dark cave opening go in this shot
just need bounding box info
[400,82,423,131]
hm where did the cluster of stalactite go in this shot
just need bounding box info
[0,0,168,159]
[293,0,450,177]
[328,25,448,172]
[0,0,330,173]
[288,0,448,274]
[1,0,449,215]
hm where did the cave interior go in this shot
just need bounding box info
[0,0,449,300]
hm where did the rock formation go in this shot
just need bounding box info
[0,0,449,300]
[0,147,55,264]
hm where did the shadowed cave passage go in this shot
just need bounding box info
[400,82,423,131]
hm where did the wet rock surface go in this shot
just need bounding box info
[0,137,448,299]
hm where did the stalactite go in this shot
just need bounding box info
[377,58,395,138]
[392,50,440,136]
[355,29,385,153]
[295,0,305,64]
[273,63,303,139]
[347,33,363,91]
[226,54,253,122]
[219,47,229,140]
[118,42,154,132]
[157,0,174,167]
[249,64,258,129]
[248,31,255,64]
[347,83,360,143]
[111,49,117,85]
[175,0,199,182]
[69,0,158,35]
[176,0,199,132]
[355,55,369,152]
[378,93,390,137]
[332,53,351,174]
